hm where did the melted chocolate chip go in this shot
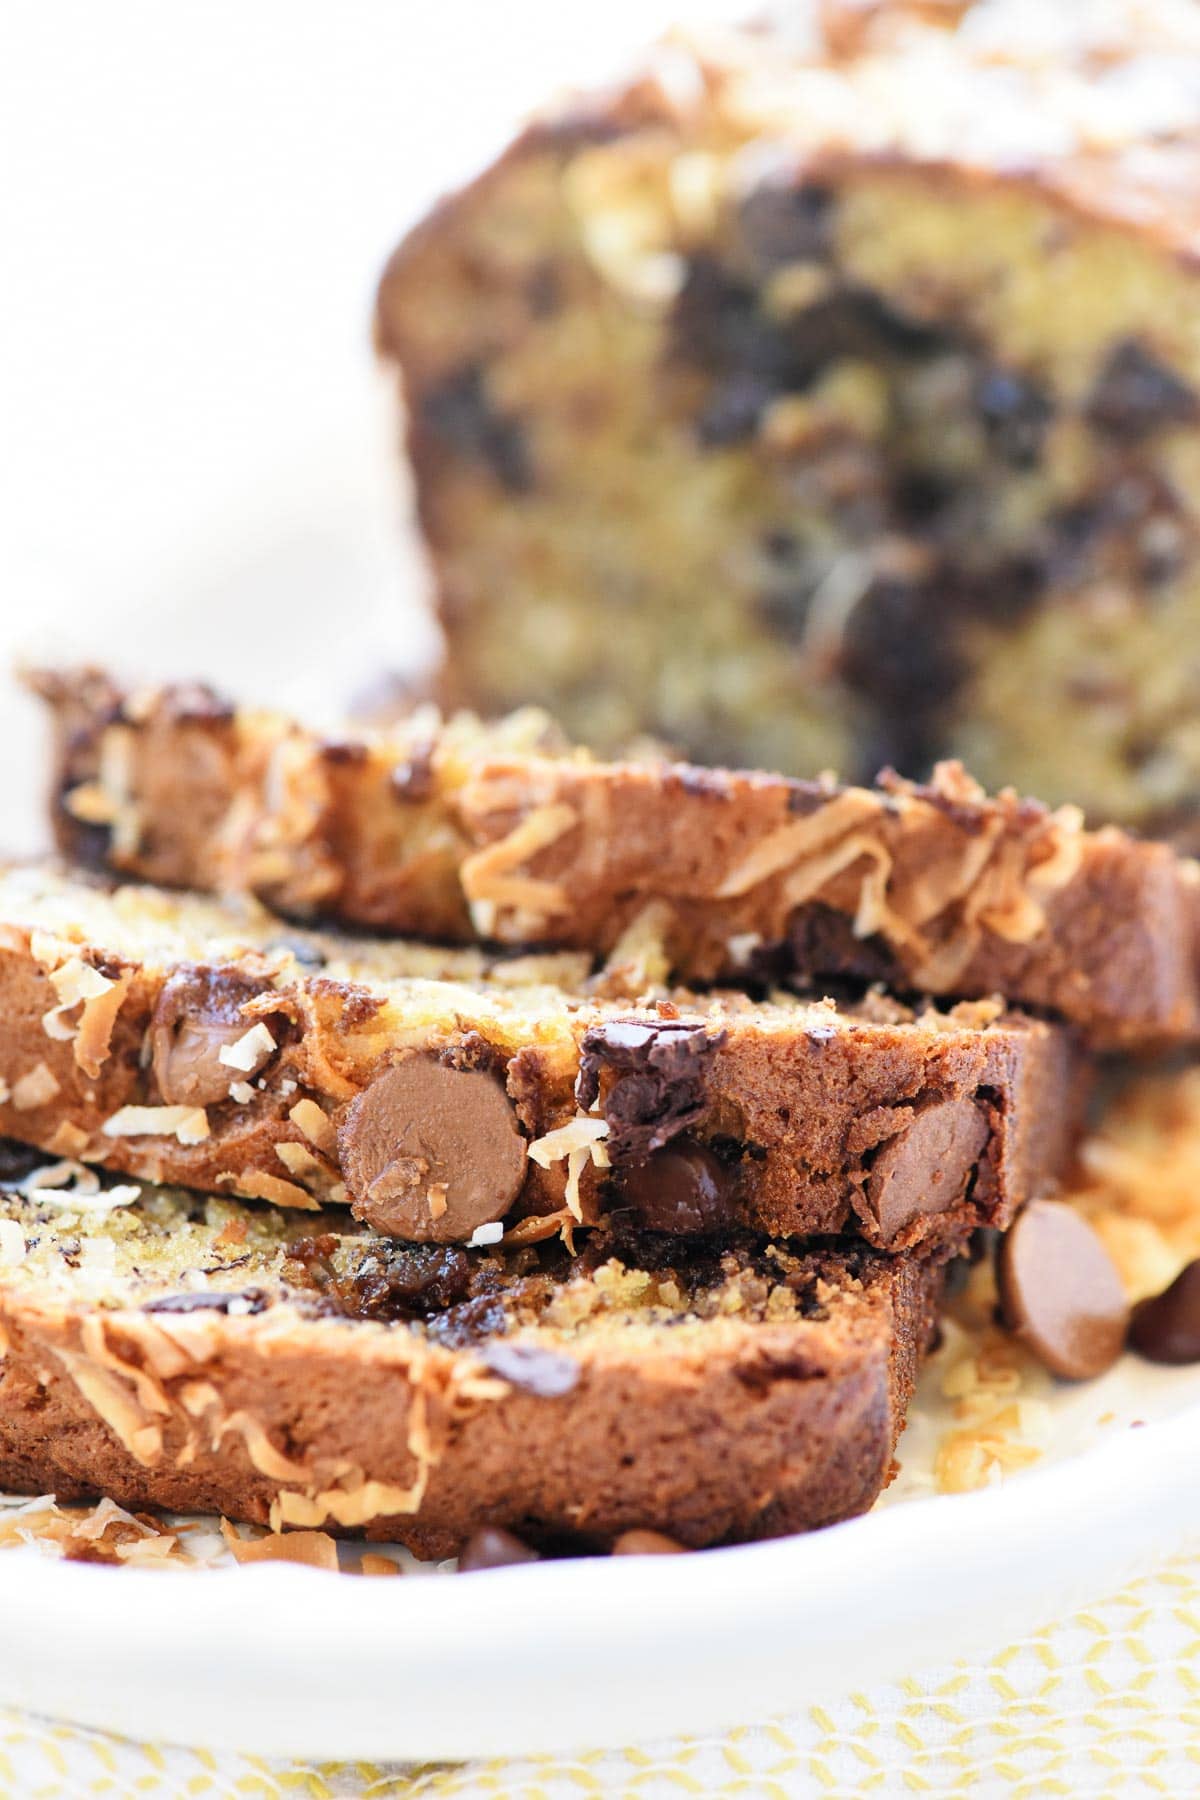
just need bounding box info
[975,367,1052,467]
[149,968,278,1108]
[617,1139,739,1235]
[736,179,835,270]
[998,1200,1129,1380]
[1129,1259,1200,1364]
[420,364,533,492]
[1087,339,1199,441]
[866,1098,989,1242]
[0,1140,55,1184]
[480,1339,581,1396]
[575,1020,725,1164]
[143,1289,271,1316]
[457,1526,540,1573]
[339,1056,527,1242]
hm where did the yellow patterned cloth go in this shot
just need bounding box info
[4,1551,1200,1799]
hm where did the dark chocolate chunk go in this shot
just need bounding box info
[975,367,1052,467]
[457,1526,541,1573]
[419,363,533,492]
[997,1199,1129,1380]
[1087,339,1199,441]
[616,1139,738,1235]
[1128,1259,1200,1364]
[575,1019,725,1163]
[736,179,835,270]
[480,1339,581,1396]
[0,1140,55,1184]
[144,1289,272,1316]
[339,1056,528,1241]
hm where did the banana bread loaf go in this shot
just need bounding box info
[375,0,1200,839]
[0,865,1077,1252]
[34,668,1200,1048]
[0,1159,944,1553]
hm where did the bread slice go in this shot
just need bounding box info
[0,864,1076,1252]
[33,668,1200,1048]
[0,1162,944,1553]
[374,0,1200,841]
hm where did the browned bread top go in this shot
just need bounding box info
[0,1164,944,1552]
[32,667,1200,1049]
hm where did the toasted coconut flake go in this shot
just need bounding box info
[359,1553,402,1578]
[502,1208,577,1247]
[229,1081,255,1104]
[103,1104,210,1145]
[218,1023,277,1074]
[468,1221,504,1246]
[716,790,883,898]
[288,1097,336,1155]
[460,801,578,923]
[527,1114,611,1222]
[219,1520,339,1571]
[220,1169,321,1212]
[12,1063,61,1111]
[275,1141,322,1181]
[0,1219,27,1265]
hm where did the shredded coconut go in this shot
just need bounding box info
[217,1023,277,1073]
[12,1064,61,1111]
[102,1105,210,1145]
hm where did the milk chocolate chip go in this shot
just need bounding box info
[457,1526,540,1573]
[998,1199,1129,1380]
[618,1139,738,1234]
[865,1097,989,1242]
[150,969,275,1107]
[339,1056,527,1242]
[1129,1258,1200,1364]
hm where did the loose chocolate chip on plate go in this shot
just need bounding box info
[457,1526,541,1573]
[611,1529,687,1556]
[1128,1258,1200,1365]
[866,1097,989,1243]
[339,1056,527,1242]
[997,1199,1129,1380]
[618,1138,739,1235]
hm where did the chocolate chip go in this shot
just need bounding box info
[419,364,533,492]
[611,1529,687,1555]
[975,367,1052,467]
[143,1289,271,1316]
[457,1526,540,1573]
[736,179,835,270]
[389,739,438,803]
[997,1199,1129,1380]
[575,1020,725,1164]
[480,1340,581,1396]
[1087,339,1199,441]
[0,1140,55,1184]
[866,1097,989,1242]
[1128,1259,1200,1364]
[149,969,277,1108]
[617,1139,738,1235]
[339,1056,527,1242]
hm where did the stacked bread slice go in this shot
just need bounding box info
[2,667,1187,1555]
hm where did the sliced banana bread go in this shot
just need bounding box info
[34,669,1200,1048]
[0,865,1076,1252]
[375,0,1200,838]
[0,1160,944,1553]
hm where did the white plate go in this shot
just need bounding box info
[1,1354,1197,1762]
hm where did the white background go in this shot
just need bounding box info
[0,0,738,851]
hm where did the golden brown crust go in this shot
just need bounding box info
[0,865,1076,1251]
[0,1232,943,1553]
[32,668,1200,1050]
